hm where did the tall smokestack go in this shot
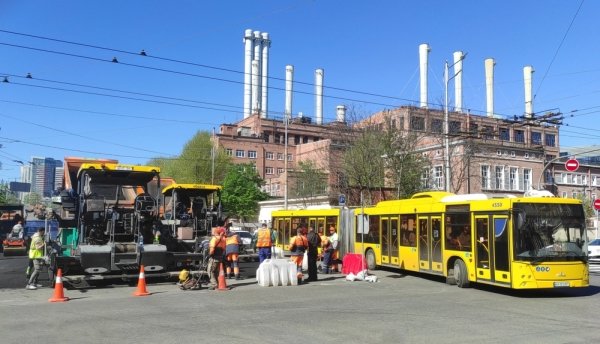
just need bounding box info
[484,58,495,117]
[315,68,324,125]
[260,32,270,119]
[243,29,254,119]
[453,51,464,113]
[524,65,534,119]
[285,65,294,118]
[251,60,260,115]
[336,105,346,123]
[419,43,430,108]
[252,31,262,115]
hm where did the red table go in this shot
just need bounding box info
[342,253,367,275]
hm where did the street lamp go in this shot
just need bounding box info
[536,155,566,190]
[443,54,467,192]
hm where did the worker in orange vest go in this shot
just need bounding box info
[225,224,241,280]
[207,226,226,290]
[289,226,309,284]
[255,223,275,263]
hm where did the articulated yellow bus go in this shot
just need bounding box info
[272,191,589,290]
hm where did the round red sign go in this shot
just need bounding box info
[594,199,600,211]
[565,159,579,172]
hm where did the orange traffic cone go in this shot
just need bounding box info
[217,262,228,291]
[133,265,151,296]
[48,268,69,302]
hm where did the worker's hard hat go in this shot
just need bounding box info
[178,269,189,283]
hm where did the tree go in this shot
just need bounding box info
[148,131,231,184]
[0,182,21,205]
[23,192,43,206]
[291,160,328,207]
[220,163,269,222]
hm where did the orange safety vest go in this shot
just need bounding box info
[256,228,272,248]
[289,234,308,256]
[226,234,240,246]
[209,235,226,259]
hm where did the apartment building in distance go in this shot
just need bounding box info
[19,157,63,199]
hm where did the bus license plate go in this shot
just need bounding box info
[553,281,569,288]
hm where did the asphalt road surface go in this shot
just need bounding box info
[1,255,599,344]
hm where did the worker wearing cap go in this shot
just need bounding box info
[289,226,309,284]
[225,224,241,280]
[255,223,275,263]
[207,226,226,290]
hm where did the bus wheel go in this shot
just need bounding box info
[365,249,376,270]
[453,259,470,288]
[446,267,457,285]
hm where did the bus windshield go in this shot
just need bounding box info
[513,203,587,263]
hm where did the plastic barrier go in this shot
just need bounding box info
[256,259,296,287]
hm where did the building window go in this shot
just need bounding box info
[531,132,542,145]
[277,153,284,160]
[294,135,300,144]
[430,119,443,134]
[421,168,430,189]
[277,167,284,174]
[449,121,461,134]
[482,126,494,139]
[545,134,556,147]
[572,191,578,198]
[410,116,425,131]
[303,136,309,144]
[593,175,599,186]
[509,167,518,191]
[274,134,281,143]
[235,150,245,158]
[266,152,274,160]
[226,148,233,156]
[514,130,525,143]
[499,128,509,141]
[433,166,443,190]
[561,191,567,198]
[248,150,257,159]
[263,133,270,143]
[481,165,490,190]
[469,123,479,136]
[495,166,505,190]
[523,168,532,191]
[265,167,274,175]
[287,154,293,161]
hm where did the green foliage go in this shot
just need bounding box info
[23,192,43,206]
[220,163,269,221]
[147,131,231,184]
[0,182,21,205]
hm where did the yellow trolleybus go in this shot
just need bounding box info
[354,191,589,289]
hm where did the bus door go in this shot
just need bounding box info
[399,214,418,270]
[419,216,443,272]
[475,216,491,281]
[492,216,510,284]
[380,217,399,265]
[418,217,430,270]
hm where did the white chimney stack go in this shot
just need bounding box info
[484,58,495,117]
[251,60,260,115]
[285,65,294,118]
[243,29,254,118]
[315,68,324,125]
[419,43,430,108]
[336,105,346,123]
[252,31,262,115]
[260,32,270,119]
[524,65,534,119]
[453,51,464,113]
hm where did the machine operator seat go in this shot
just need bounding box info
[135,193,156,214]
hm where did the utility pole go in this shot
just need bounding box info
[443,53,466,192]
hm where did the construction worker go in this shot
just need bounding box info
[289,226,309,284]
[225,224,241,280]
[329,225,340,273]
[254,223,275,263]
[306,226,321,281]
[26,227,45,290]
[207,226,226,290]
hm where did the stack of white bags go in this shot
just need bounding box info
[345,269,378,283]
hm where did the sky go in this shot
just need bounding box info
[0,0,598,182]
